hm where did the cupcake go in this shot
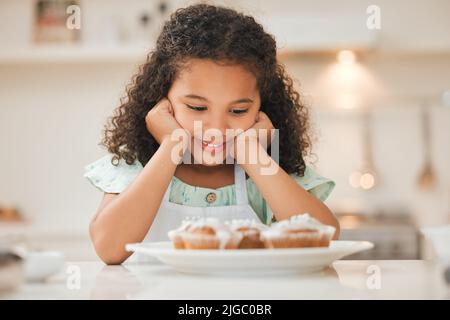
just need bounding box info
[167,217,199,249]
[226,219,268,249]
[179,217,242,250]
[261,213,335,248]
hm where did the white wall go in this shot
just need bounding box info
[0,62,139,232]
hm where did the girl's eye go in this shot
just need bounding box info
[231,109,249,115]
[186,104,207,111]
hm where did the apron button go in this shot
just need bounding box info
[206,192,217,203]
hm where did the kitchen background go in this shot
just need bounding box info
[0,0,449,261]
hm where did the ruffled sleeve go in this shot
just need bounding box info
[83,154,144,193]
[261,166,335,224]
[289,166,335,202]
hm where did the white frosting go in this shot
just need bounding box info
[226,219,268,232]
[170,214,334,246]
[185,217,241,249]
[189,217,225,229]
[288,213,324,229]
[262,213,335,239]
[167,216,203,240]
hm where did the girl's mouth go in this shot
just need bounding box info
[195,139,228,154]
[202,140,226,153]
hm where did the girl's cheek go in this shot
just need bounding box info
[230,114,257,132]
[174,109,258,137]
[173,112,196,135]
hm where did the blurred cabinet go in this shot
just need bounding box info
[340,226,420,260]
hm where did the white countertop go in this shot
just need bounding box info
[2,260,449,300]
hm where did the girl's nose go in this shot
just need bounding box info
[204,118,228,138]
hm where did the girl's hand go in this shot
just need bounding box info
[231,111,275,161]
[145,98,185,144]
[249,111,275,147]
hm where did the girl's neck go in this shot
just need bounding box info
[186,163,232,174]
[174,163,236,189]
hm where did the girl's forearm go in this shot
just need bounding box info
[90,138,183,264]
[240,147,340,239]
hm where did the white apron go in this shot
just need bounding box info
[129,164,262,262]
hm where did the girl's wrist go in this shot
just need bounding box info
[160,135,189,165]
[235,138,272,170]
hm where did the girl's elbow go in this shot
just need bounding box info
[99,253,127,266]
[89,223,129,265]
[321,207,340,240]
[330,215,340,240]
[94,241,129,265]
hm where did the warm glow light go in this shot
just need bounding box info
[349,171,362,188]
[314,48,383,111]
[337,50,356,65]
[360,173,375,189]
[337,93,358,109]
[349,171,376,189]
[339,215,362,229]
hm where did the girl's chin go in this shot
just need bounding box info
[192,153,228,166]
[194,161,223,167]
[187,149,232,166]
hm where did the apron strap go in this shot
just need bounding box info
[234,164,249,205]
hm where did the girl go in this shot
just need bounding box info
[84,4,339,265]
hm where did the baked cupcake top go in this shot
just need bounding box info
[288,213,325,229]
[262,213,335,237]
[167,216,201,239]
[183,217,242,249]
[226,219,268,233]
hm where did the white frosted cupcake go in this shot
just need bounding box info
[179,217,242,250]
[261,213,336,248]
[167,216,200,249]
[226,219,268,249]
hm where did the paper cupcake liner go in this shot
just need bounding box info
[168,230,187,249]
[171,235,186,249]
[181,232,242,250]
[262,227,335,249]
[238,233,265,249]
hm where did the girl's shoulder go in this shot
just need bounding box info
[83,154,144,193]
[288,166,335,202]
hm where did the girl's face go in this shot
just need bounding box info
[167,58,261,166]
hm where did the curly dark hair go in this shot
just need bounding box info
[102,3,311,176]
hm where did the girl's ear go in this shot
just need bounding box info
[255,111,262,122]
[166,97,175,115]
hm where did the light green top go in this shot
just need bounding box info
[83,154,335,225]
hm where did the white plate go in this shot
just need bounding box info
[126,241,374,275]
